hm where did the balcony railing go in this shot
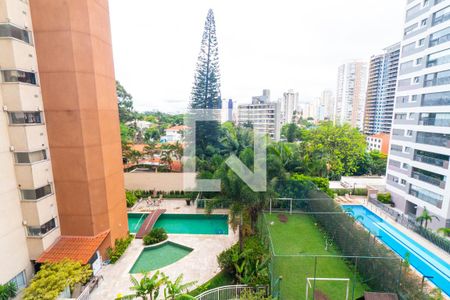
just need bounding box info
[416,135,450,147]
[424,75,450,87]
[411,171,446,188]
[414,154,449,168]
[409,189,443,208]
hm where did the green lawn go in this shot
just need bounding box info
[188,271,234,296]
[265,213,367,300]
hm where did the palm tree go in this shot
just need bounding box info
[163,274,196,300]
[437,227,450,237]
[160,149,173,171]
[416,208,439,229]
[0,282,17,300]
[117,272,166,300]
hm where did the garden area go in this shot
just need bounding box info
[264,213,367,300]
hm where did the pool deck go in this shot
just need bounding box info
[90,200,237,299]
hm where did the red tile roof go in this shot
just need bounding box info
[166,125,188,131]
[36,230,110,264]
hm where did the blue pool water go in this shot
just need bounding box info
[342,205,450,296]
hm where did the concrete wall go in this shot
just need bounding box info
[124,172,197,192]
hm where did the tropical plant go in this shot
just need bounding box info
[416,208,439,229]
[23,259,92,300]
[239,289,272,300]
[116,272,166,300]
[377,193,392,204]
[437,227,450,237]
[107,235,134,263]
[126,190,138,208]
[163,274,196,300]
[143,228,168,245]
[0,282,17,300]
[160,149,174,171]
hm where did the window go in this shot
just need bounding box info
[395,113,407,120]
[411,95,418,102]
[404,23,418,36]
[401,179,407,186]
[409,185,443,208]
[0,24,31,44]
[391,144,403,152]
[429,26,450,47]
[418,38,425,46]
[421,18,427,27]
[417,131,450,147]
[406,4,421,19]
[8,112,42,124]
[415,58,423,65]
[1,70,37,84]
[14,150,47,164]
[432,6,450,26]
[420,112,450,126]
[426,48,450,67]
[423,0,429,6]
[424,69,450,86]
[422,91,450,106]
[413,76,420,84]
[406,130,413,137]
[21,184,52,201]
[388,174,400,184]
[403,42,416,53]
[402,163,410,170]
[8,271,26,290]
[27,218,57,237]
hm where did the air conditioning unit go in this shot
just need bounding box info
[9,146,15,152]
[2,105,7,111]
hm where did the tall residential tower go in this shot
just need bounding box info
[364,43,401,135]
[334,61,368,130]
[386,0,450,229]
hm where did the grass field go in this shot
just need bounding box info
[265,213,368,300]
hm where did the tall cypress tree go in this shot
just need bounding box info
[190,9,222,158]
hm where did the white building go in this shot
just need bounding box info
[238,90,282,141]
[281,89,299,124]
[386,0,450,230]
[160,125,187,143]
[334,61,368,130]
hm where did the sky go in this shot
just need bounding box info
[109,0,406,113]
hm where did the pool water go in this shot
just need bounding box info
[130,241,192,273]
[127,213,228,235]
[154,214,228,234]
[128,213,148,234]
[342,205,450,296]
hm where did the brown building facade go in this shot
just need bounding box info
[29,0,128,250]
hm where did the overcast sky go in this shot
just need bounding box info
[109,0,406,113]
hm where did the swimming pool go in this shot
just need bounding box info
[342,205,450,296]
[128,213,228,235]
[129,241,193,273]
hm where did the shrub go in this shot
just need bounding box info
[240,289,271,300]
[0,282,17,300]
[107,235,134,263]
[143,228,168,245]
[333,188,368,196]
[23,259,91,300]
[126,191,138,208]
[377,192,391,204]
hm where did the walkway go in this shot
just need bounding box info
[135,209,166,239]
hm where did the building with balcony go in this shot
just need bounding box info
[366,133,391,155]
[386,0,450,230]
[364,43,401,136]
[334,61,368,130]
[238,90,282,141]
[0,0,128,289]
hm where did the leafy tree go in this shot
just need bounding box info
[0,282,17,300]
[282,123,301,142]
[355,150,387,176]
[117,81,135,123]
[416,208,439,229]
[23,259,92,300]
[190,9,222,158]
[160,149,174,171]
[144,127,161,143]
[300,122,366,179]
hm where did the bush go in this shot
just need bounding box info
[217,236,269,286]
[143,228,168,245]
[126,191,138,208]
[107,235,134,263]
[0,282,17,300]
[377,192,391,204]
[333,188,368,196]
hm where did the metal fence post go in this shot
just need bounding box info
[289,198,292,215]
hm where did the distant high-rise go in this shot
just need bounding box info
[364,43,401,135]
[238,90,281,141]
[281,89,299,124]
[315,90,335,121]
[386,0,450,230]
[334,61,368,130]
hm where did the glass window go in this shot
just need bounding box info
[8,271,26,290]
[421,19,427,27]
[21,184,52,201]
[8,111,42,124]
[27,218,57,236]
[418,38,425,46]
[432,5,450,26]
[429,26,450,47]
[424,69,450,86]
[427,48,450,67]
[409,185,443,208]
[0,24,31,44]
[417,131,450,147]
[416,58,423,65]
[14,150,47,164]
[1,70,36,84]
[404,23,418,36]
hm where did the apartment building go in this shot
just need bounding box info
[0,0,60,288]
[281,89,299,124]
[366,133,391,155]
[334,61,368,130]
[0,0,128,288]
[364,43,401,136]
[238,90,281,141]
[386,0,450,230]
